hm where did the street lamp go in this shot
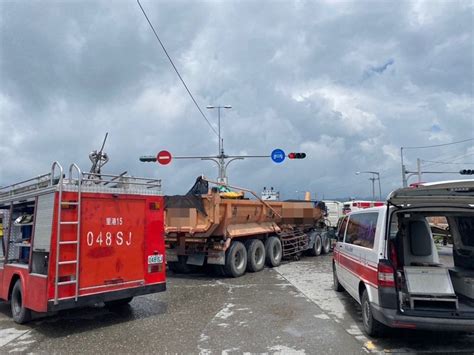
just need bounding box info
[206,105,232,183]
[206,105,232,156]
[356,171,382,201]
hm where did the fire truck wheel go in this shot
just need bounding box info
[265,237,282,267]
[105,297,133,308]
[322,235,331,254]
[308,234,322,256]
[245,239,265,272]
[224,241,247,278]
[11,280,31,324]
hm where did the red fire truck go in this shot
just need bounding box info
[0,162,166,323]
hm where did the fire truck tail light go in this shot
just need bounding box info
[148,264,163,273]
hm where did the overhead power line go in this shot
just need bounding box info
[403,138,474,150]
[421,159,474,165]
[136,0,218,137]
[422,152,474,169]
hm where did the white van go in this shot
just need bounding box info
[333,180,474,336]
[322,200,344,228]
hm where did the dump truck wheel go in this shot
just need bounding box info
[322,235,331,254]
[246,239,265,272]
[265,237,282,267]
[11,280,31,324]
[308,234,322,256]
[225,241,247,278]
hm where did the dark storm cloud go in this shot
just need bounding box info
[0,0,472,199]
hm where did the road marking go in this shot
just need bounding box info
[275,260,380,353]
[0,328,30,348]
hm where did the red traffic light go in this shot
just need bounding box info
[288,152,306,159]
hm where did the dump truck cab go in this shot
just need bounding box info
[0,162,166,323]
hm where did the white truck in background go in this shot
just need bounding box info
[323,200,344,228]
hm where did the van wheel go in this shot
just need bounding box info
[105,297,133,308]
[265,237,282,267]
[333,263,344,292]
[11,280,31,324]
[361,289,385,337]
[246,239,266,272]
[224,241,247,278]
[308,234,322,256]
[322,235,331,254]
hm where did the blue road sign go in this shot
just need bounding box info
[271,149,286,163]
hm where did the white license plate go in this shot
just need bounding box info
[148,254,163,264]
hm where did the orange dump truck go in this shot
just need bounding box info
[164,177,331,277]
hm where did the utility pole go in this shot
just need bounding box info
[401,147,408,187]
[356,171,382,200]
[417,158,422,183]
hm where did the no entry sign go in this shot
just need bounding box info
[156,150,172,165]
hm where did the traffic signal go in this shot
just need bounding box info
[288,152,306,159]
[460,169,474,175]
[139,156,157,162]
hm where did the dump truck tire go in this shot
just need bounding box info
[11,280,31,324]
[246,239,265,272]
[265,237,282,267]
[224,241,247,278]
[308,234,322,256]
[322,234,331,254]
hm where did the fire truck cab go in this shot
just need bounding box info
[0,162,166,323]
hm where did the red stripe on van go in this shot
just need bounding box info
[338,251,378,288]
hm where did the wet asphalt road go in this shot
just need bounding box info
[0,254,473,353]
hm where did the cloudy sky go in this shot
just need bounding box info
[1,0,473,200]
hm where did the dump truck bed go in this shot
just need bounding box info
[165,192,323,238]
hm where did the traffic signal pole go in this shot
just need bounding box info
[140,106,306,184]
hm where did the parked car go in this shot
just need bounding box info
[333,180,474,336]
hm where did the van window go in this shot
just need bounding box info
[337,217,348,241]
[345,212,378,249]
[455,216,474,248]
